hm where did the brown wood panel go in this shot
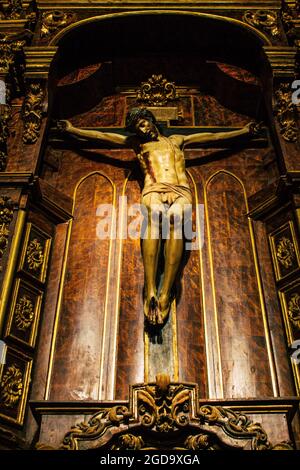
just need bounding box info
[50,173,113,400]
[177,174,207,395]
[254,221,295,396]
[115,177,145,399]
[206,172,273,398]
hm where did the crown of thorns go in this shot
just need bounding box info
[125,107,157,133]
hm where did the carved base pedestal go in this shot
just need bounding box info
[31,377,298,451]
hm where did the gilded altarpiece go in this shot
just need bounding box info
[0,0,300,451]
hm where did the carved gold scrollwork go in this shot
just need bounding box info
[243,10,280,38]
[0,0,36,26]
[287,293,300,329]
[136,74,177,106]
[14,295,34,331]
[57,377,293,451]
[22,82,44,144]
[0,364,23,408]
[0,28,33,113]
[138,375,190,432]
[185,434,216,450]
[0,32,30,101]
[276,236,296,268]
[281,1,299,43]
[111,434,144,450]
[41,11,77,38]
[198,405,270,450]
[0,105,11,171]
[26,238,44,272]
[274,83,298,142]
[0,0,23,19]
[0,196,14,268]
[61,405,132,450]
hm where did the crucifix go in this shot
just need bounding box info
[57,107,262,331]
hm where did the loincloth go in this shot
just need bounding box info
[141,183,192,206]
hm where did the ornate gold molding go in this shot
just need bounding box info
[18,222,52,283]
[0,346,32,425]
[14,294,34,330]
[274,83,298,142]
[111,434,144,450]
[41,10,76,38]
[26,238,44,272]
[0,104,11,171]
[276,236,296,268]
[24,46,58,78]
[0,30,32,100]
[281,0,300,43]
[0,364,23,408]
[22,81,44,144]
[243,10,280,39]
[136,74,177,107]
[287,293,300,330]
[0,195,14,269]
[53,376,293,451]
[0,0,36,26]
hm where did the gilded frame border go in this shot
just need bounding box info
[269,221,300,282]
[18,222,52,284]
[0,346,32,427]
[4,278,43,349]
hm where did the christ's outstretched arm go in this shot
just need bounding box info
[170,121,261,148]
[57,120,128,147]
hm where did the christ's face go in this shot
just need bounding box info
[135,118,158,141]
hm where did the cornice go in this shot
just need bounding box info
[35,1,282,11]
[24,46,58,78]
[264,46,298,77]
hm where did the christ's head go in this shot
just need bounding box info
[125,107,159,141]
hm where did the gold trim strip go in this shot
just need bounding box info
[0,209,26,337]
[38,2,282,11]
[144,328,149,383]
[45,171,115,400]
[50,10,271,46]
[204,174,224,398]
[171,298,179,381]
[111,175,130,399]
[44,218,72,400]
[187,170,211,397]
[248,216,279,396]
[205,170,279,398]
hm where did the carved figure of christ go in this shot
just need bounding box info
[58,107,259,327]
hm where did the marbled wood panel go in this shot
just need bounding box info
[39,415,87,448]
[25,222,68,445]
[253,221,295,396]
[186,148,279,197]
[206,172,273,398]
[71,95,126,128]
[193,94,250,127]
[115,177,144,400]
[276,127,300,172]
[42,147,134,197]
[50,174,113,400]
[27,206,54,235]
[176,174,206,395]
[6,115,47,174]
[247,414,291,445]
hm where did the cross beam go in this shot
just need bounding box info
[50,124,268,149]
